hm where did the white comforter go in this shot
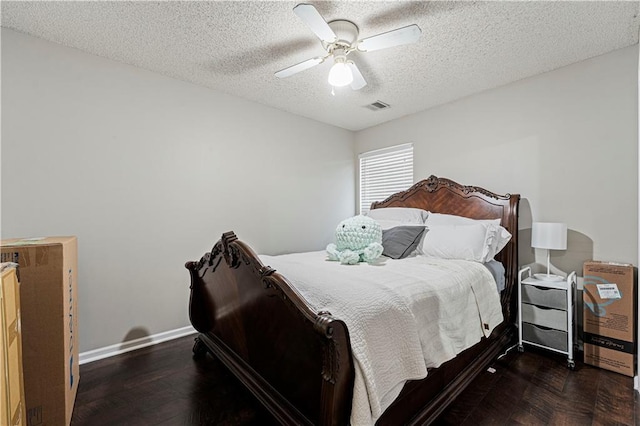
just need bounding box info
[258,251,503,426]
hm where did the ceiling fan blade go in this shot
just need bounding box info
[275,57,324,79]
[348,62,367,90]
[357,24,421,52]
[293,4,337,43]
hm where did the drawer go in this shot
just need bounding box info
[522,284,567,310]
[523,322,568,352]
[521,303,567,331]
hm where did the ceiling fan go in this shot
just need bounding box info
[275,4,422,91]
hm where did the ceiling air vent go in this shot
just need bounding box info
[365,101,390,111]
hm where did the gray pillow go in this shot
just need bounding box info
[382,226,427,259]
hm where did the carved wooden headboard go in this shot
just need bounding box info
[371,175,520,322]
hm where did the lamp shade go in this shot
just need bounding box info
[531,222,567,250]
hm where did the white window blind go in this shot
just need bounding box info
[359,143,413,214]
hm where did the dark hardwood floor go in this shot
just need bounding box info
[71,335,638,425]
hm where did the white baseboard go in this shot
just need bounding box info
[79,325,197,365]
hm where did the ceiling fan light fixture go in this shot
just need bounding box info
[328,60,353,87]
[277,4,420,91]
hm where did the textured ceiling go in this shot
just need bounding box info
[2,1,639,131]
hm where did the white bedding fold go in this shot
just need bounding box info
[259,252,503,426]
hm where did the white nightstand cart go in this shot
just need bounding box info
[517,267,577,369]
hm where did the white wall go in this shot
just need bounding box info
[1,29,355,352]
[356,45,638,274]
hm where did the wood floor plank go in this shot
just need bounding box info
[592,370,635,426]
[436,361,505,424]
[529,355,571,397]
[549,363,601,424]
[71,336,638,426]
[458,367,531,425]
[507,381,557,425]
[504,349,544,382]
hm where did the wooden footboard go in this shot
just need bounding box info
[187,231,355,426]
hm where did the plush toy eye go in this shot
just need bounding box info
[362,225,366,229]
[342,224,345,228]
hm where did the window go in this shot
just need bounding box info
[359,143,413,214]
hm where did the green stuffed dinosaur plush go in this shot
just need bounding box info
[326,215,384,265]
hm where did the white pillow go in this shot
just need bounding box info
[489,225,512,259]
[420,223,496,263]
[367,207,428,224]
[425,213,511,259]
[425,212,500,227]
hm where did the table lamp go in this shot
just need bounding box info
[531,222,567,281]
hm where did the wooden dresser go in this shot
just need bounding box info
[1,263,26,426]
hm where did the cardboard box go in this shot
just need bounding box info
[583,260,636,377]
[1,237,79,426]
[1,263,27,425]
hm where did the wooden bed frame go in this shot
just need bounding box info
[187,175,520,425]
